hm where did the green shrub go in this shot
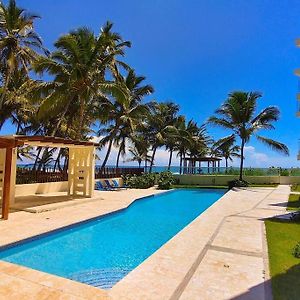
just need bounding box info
[293,242,300,258]
[228,179,249,189]
[157,171,175,190]
[279,168,290,176]
[122,173,156,189]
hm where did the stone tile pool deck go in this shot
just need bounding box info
[0,185,290,299]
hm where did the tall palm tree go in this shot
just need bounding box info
[99,69,153,169]
[174,120,209,174]
[127,145,151,168]
[34,24,130,138]
[208,91,289,181]
[165,115,187,170]
[213,138,241,171]
[0,0,47,109]
[146,102,179,172]
[130,134,151,169]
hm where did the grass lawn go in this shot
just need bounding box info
[287,194,300,211]
[172,184,227,189]
[172,184,278,189]
[291,184,300,192]
[265,219,300,300]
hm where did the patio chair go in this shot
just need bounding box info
[104,179,120,190]
[95,181,110,191]
[112,179,127,189]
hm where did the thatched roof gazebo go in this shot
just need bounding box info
[0,135,99,220]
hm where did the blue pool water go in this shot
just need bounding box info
[0,189,225,289]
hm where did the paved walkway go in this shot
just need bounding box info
[0,186,290,299]
[179,185,289,300]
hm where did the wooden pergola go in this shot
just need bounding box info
[182,157,222,174]
[0,135,99,220]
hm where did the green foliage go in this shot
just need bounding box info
[122,173,156,189]
[157,171,175,190]
[293,242,300,258]
[228,179,249,189]
[279,168,290,176]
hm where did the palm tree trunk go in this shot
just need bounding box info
[179,153,183,174]
[239,139,245,181]
[167,149,173,171]
[144,153,147,172]
[77,97,85,140]
[116,146,122,168]
[225,158,228,174]
[101,139,113,171]
[54,149,63,171]
[33,147,42,170]
[149,147,157,173]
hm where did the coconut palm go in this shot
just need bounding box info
[98,69,153,169]
[213,138,241,171]
[165,115,188,170]
[33,24,130,138]
[146,102,179,172]
[208,91,289,181]
[0,0,47,109]
[127,145,152,168]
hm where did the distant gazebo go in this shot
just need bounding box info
[182,156,222,174]
[0,135,99,220]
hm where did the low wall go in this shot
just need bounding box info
[15,181,69,197]
[15,177,123,197]
[174,174,300,185]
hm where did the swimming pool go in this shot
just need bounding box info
[0,189,225,289]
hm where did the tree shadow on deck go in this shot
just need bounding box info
[230,263,300,300]
[8,193,94,213]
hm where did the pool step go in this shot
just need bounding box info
[69,268,131,289]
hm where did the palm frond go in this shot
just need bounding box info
[256,135,289,156]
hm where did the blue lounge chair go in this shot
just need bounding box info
[112,179,127,189]
[95,181,110,191]
[104,179,121,190]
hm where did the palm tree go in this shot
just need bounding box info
[146,102,180,172]
[208,91,289,181]
[175,119,198,174]
[130,134,151,170]
[165,115,187,170]
[99,69,153,169]
[213,138,241,171]
[33,23,130,138]
[127,145,151,168]
[0,0,47,109]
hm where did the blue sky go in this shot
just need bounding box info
[2,0,300,167]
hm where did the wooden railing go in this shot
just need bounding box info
[16,167,68,184]
[95,167,144,179]
[16,166,144,184]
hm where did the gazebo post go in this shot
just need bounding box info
[1,147,14,219]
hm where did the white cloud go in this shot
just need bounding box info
[244,146,269,166]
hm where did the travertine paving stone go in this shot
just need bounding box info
[179,250,265,300]
[212,216,263,254]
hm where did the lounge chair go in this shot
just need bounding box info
[112,179,127,189]
[95,181,110,191]
[104,179,121,190]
